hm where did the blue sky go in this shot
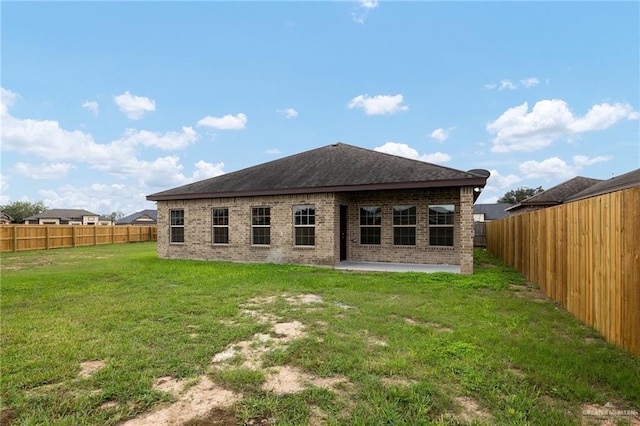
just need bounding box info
[2,1,639,215]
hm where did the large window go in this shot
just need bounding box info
[170,209,185,243]
[252,207,271,245]
[360,206,381,245]
[212,208,229,244]
[294,205,315,246]
[429,204,454,247]
[393,205,416,245]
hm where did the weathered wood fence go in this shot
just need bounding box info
[0,225,157,253]
[473,222,487,247]
[487,186,640,357]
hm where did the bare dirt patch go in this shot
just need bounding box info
[0,408,16,426]
[79,360,106,378]
[286,294,323,305]
[453,396,492,423]
[122,376,240,426]
[262,365,349,395]
[183,407,238,426]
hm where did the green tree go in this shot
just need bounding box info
[0,200,48,223]
[107,211,125,223]
[497,186,544,204]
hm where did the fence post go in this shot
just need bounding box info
[72,226,76,247]
[94,226,97,245]
[46,226,50,250]
[13,226,17,252]
[111,225,115,244]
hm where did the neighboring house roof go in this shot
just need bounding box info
[473,203,512,220]
[565,168,640,202]
[24,209,99,221]
[506,176,602,211]
[147,143,489,201]
[116,209,158,225]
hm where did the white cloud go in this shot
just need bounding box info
[192,160,226,182]
[430,127,452,142]
[352,0,378,24]
[0,175,9,204]
[1,87,19,114]
[422,152,451,163]
[197,113,247,130]
[572,154,613,167]
[374,142,450,163]
[519,157,577,180]
[485,77,540,91]
[568,103,639,132]
[499,80,517,90]
[347,94,408,115]
[487,99,639,152]
[12,162,75,179]
[117,126,199,150]
[39,183,154,215]
[277,108,298,119]
[520,77,539,88]
[82,100,99,115]
[113,91,156,120]
[265,148,282,155]
[483,169,522,194]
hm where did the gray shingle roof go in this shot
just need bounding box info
[565,168,640,202]
[24,209,99,221]
[506,177,602,211]
[473,203,512,220]
[147,143,489,201]
[116,209,158,225]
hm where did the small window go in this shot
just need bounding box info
[393,206,416,245]
[212,208,229,244]
[252,207,271,245]
[294,205,315,246]
[360,207,381,245]
[170,209,185,243]
[429,205,454,247]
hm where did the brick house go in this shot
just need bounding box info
[147,143,489,274]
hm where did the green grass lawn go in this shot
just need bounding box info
[1,243,638,425]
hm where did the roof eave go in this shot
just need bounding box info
[147,178,488,201]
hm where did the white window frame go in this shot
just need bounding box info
[212,208,229,245]
[251,207,271,246]
[428,204,455,247]
[393,205,416,246]
[293,205,315,247]
[170,209,185,244]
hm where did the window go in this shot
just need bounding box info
[393,205,416,245]
[429,204,454,246]
[170,209,185,243]
[294,205,315,246]
[212,208,229,244]
[252,207,271,245]
[360,207,381,245]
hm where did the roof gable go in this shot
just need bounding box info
[507,177,602,210]
[116,209,158,224]
[148,143,489,201]
[566,168,640,202]
[473,203,512,220]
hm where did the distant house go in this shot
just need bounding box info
[565,168,640,202]
[506,176,602,215]
[116,209,157,226]
[0,212,13,224]
[147,143,490,274]
[24,209,102,225]
[473,203,512,222]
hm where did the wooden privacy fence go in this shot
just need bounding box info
[0,225,157,253]
[487,187,640,357]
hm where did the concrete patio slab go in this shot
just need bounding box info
[335,261,460,274]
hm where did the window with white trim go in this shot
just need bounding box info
[360,206,381,245]
[293,205,315,246]
[212,208,229,244]
[429,204,454,246]
[393,205,416,245]
[252,207,271,245]
[170,209,185,243]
